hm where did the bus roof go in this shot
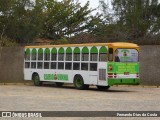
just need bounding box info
[108,42,139,47]
[25,42,139,49]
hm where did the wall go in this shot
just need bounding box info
[140,45,160,85]
[0,46,160,85]
[0,47,24,83]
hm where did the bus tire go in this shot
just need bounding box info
[97,85,110,90]
[55,82,64,87]
[74,75,88,90]
[32,73,42,86]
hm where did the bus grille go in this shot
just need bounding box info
[99,69,106,80]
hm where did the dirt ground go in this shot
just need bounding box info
[0,84,160,119]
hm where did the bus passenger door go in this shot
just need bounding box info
[98,62,108,86]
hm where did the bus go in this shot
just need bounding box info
[24,42,140,90]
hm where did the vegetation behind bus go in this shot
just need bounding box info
[0,0,159,46]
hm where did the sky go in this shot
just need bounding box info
[68,0,113,15]
[76,0,100,9]
[76,0,112,8]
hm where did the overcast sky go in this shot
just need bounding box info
[58,0,113,15]
[71,0,112,9]
[76,0,99,9]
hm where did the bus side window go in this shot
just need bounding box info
[109,48,113,61]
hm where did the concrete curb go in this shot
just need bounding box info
[113,85,159,88]
[0,83,159,88]
[0,83,34,85]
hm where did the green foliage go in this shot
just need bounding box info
[0,0,44,44]
[41,0,94,39]
[112,0,160,42]
[0,36,17,47]
[0,0,160,45]
[50,38,69,45]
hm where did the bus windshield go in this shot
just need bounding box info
[115,49,139,62]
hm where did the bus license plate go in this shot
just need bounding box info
[124,72,129,75]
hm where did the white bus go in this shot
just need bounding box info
[24,42,140,90]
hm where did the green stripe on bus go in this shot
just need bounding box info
[32,48,37,54]
[74,47,80,53]
[82,47,89,53]
[45,48,50,54]
[58,47,64,53]
[38,48,43,54]
[66,47,72,53]
[91,46,98,53]
[26,48,30,54]
[51,48,57,53]
[99,46,107,53]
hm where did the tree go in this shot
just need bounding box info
[40,0,94,40]
[0,0,44,44]
[112,0,160,42]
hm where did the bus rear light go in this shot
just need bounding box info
[108,73,113,78]
[136,73,139,77]
[109,65,113,71]
[114,73,117,78]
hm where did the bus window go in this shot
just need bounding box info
[58,54,64,61]
[51,53,57,61]
[44,62,49,69]
[81,63,88,70]
[99,46,108,61]
[45,54,50,61]
[82,47,89,61]
[90,63,97,71]
[58,62,64,69]
[90,54,98,61]
[31,62,36,69]
[109,48,113,62]
[115,49,139,62]
[25,48,30,60]
[74,54,80,61]
[82,54,89,61]
[90,46,98,61]
[58,48,64,61]
[38,48,43,60]
[66,47,72,61]
[51,62,56,69]
[74,47,80,61]
[44,48,50,61]
[37,62,43,69]
[99,54,107,61]
[25,62,30,68]
[31,48,37,60]
[66,54,72,61]
[65,62,72,70]
[51,48,57,61]
[73,63,80,70]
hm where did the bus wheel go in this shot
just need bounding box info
[74,75,88,90]
[97,85,110,90]
[55,82,64,87]
[32,73,42,86]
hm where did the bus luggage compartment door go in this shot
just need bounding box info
[98,62,108,86]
